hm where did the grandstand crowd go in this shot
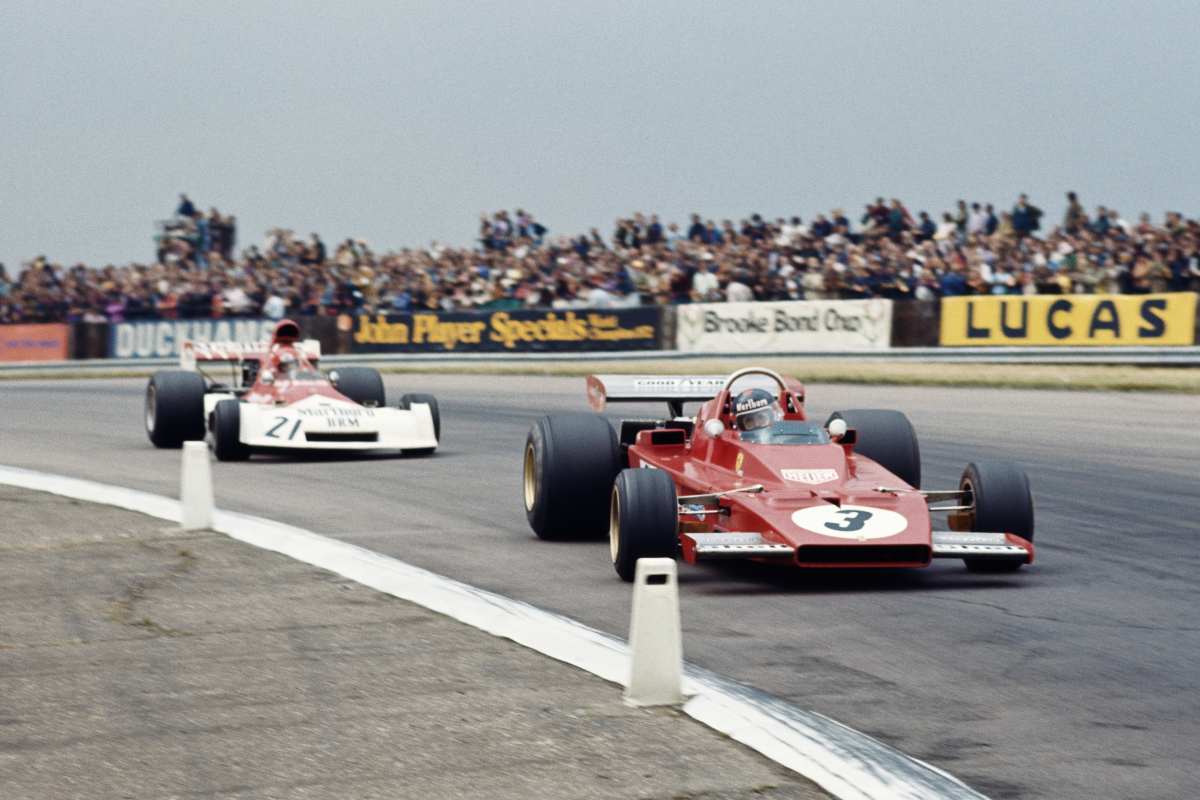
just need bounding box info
[2,192,1199,324]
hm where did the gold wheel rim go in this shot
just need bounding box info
[523,443,537,512]
[957,478,978,530]
[609,488,620,562]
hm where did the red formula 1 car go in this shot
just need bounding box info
[523,367,1035,581]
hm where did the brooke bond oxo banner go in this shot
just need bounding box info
[0,324,70,362]
[676,300,893,352]
[110,319,278,359]
[352,308,662,352]
[940,293,1197,346]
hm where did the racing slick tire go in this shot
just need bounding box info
[524,413,621,541]
[610,468,679,582]
[145,370,206,448]
[959,460,1034,573]
[212,399,251,462]
[826,409,921,489]
[333,367,385,407]
[400,393,441,443]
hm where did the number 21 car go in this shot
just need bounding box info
[144,319,440,460]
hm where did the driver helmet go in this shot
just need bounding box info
[733,387,782,432]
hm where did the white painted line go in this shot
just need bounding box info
[0,463,988,800]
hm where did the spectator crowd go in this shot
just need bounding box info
[2,191,1199,324]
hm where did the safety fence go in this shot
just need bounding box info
[3,293,1198,364]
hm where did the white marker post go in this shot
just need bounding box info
[624,558,683,707]
[180,441,213,531]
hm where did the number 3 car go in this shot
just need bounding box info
[144,319,440,460]
[523,367,1035,581]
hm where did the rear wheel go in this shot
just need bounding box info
[956,461,1034,572]
[826,409,921,489]
[145,370,206,448]
[610,468,679,582]
[524,413,621,540]
[212,399,251,461]
[333,367,385,407]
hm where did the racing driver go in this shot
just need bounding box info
[733,387,783,437]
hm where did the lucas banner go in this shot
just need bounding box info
[0,324,70,362]
[940,293,1197,346]
[351,308,663,352]
[110,319,278,359]
[676,299,893,352]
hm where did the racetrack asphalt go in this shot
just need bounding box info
[1,375,1197,800]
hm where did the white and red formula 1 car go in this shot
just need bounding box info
[144,319,439,460]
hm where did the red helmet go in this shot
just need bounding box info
[272,319,301,345]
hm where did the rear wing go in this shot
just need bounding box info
[180,339,321,370]
[586,374,728,417]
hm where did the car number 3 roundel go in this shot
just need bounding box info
[790,505,908,540]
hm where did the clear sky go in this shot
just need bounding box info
[3,0,1198,269]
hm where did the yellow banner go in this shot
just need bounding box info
[940,293,1197,346]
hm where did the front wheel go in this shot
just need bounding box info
[610,468,678,582]
[212,399,251,461]
[957,461,1034,572]
[400,393,440,442]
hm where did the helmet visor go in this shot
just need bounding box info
[737,406,780,431]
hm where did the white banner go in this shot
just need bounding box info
[110,318,277,359]
[676,299,893,352]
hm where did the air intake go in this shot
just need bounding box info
[304,432,379,443]
[796,545,930,567]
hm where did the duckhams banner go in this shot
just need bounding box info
[351,308,663,352]
[110,319,278,359]
[940,293,1197,346]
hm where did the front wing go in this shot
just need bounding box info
[680,530,1034,567]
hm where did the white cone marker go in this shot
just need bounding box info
[180,440,214,531]
[624,558,683,707]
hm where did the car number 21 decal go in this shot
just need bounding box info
[265,416,303,441]
[790,504,908,540]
